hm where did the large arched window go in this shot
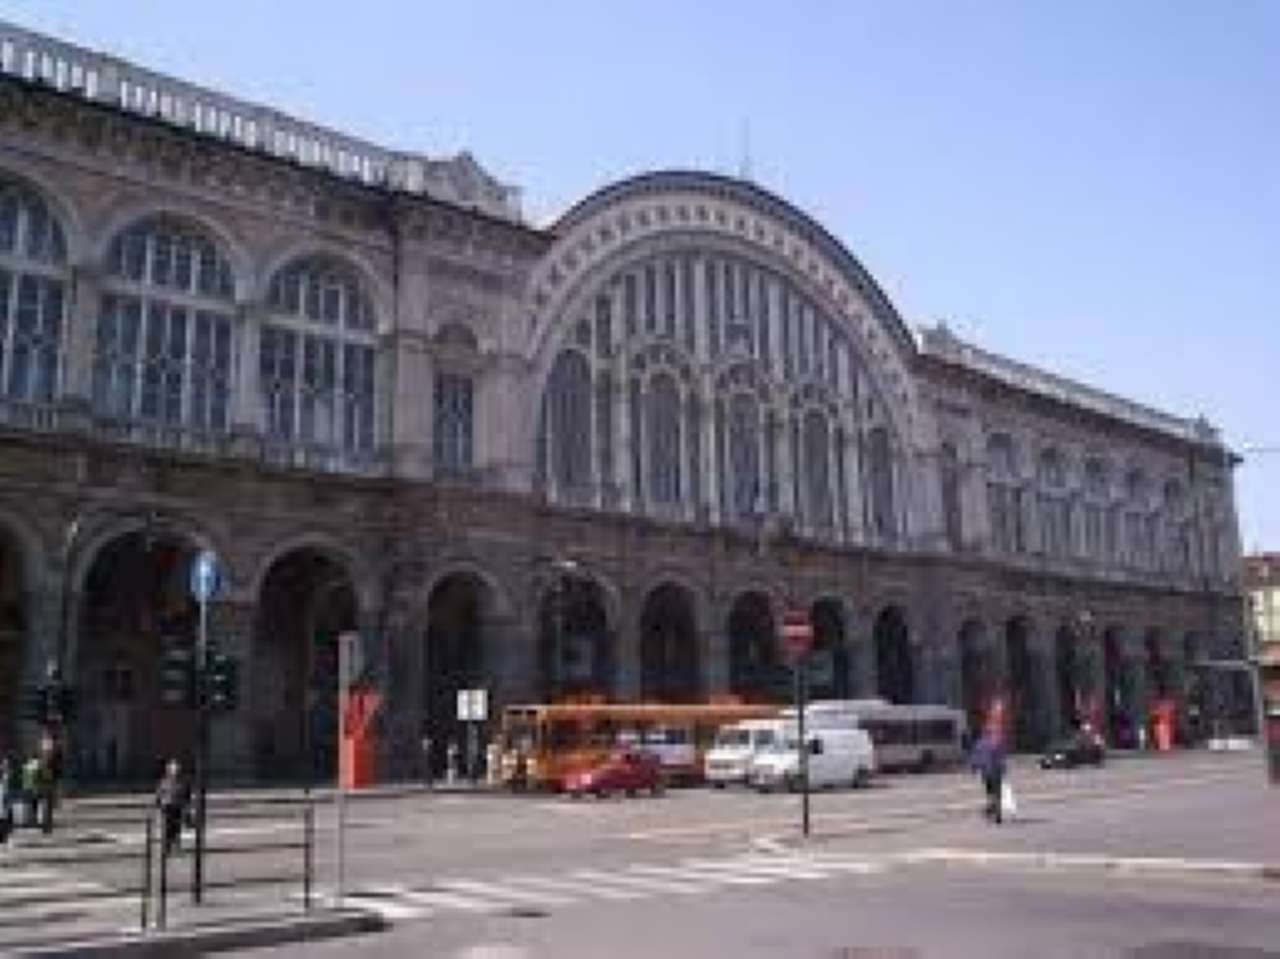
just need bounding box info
[646,372,681,505]
[262,255,376,453]
[545,349,593,497]
[1037,448,1071,558]
[986,433,1023,554]
[94,216,234,429]
[940,442,962,551]
[0,176,67,404]
[1082,457,1109,561]
[802,409,832,533]
[869,425,896,540]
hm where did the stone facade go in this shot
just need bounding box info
[0,22,1249,782]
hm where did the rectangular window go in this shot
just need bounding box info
[595,294,612,359]
[260,325,298,440]
[706,259,720,356]
[433,373,474,473]
[342,343,376,452]
[681,258,696,353]
[797,303,810,374]
[663,261,676,338]
[782,291,794,378]
[758,273,771,370]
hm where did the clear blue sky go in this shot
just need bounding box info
[9,1,1278,549]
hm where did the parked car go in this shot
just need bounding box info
[1040,730,1106,769]
[563,750,664,798]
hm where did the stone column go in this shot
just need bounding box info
[19,584,62,758]
[60,265,101,415]
[231,303,263,440]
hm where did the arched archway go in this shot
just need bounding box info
[728,592,782,703]
[1145,629,1169,700]
[253,548,357,783]
[874,606,913,705]
[809,599,850,700]
[0,524,30,756]
[423,572,496,775]
[957,619,989,735]
[1005,617,1037,749]
[539,575,612,701]
[1103,627,1128,746]
[1183,632,1205,744]
[1055,624,1080,732]
[639,583,700,702]
[74,530,201,783]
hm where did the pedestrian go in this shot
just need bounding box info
[970,729,1008,825]
[155,759,190,856]
[0,756,15,844]
[21,755,42,829]
[37,733,62,835]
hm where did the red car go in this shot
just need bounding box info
[563,750,665,799]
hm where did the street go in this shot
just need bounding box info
[1,750,1277,956]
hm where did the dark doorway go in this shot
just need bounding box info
[76,532,199,784]
[874,606,913,705]
[424,573,495,776]
[728,592,784,703]
[1055,625,1079,732]
[1146,631,1168,699]
[0,527,27,760]
[958,620,989,736]
[254,550,357,783]
[1005,617,1037,750]
[809,599,850,701]
[640,583,700,702]
[1103,628,1128,746]
[539,576,612,701]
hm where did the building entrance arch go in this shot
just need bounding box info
[0,524,30,757]
[1005,617,1037,749]
[253,548,357,783]
[809,599,850,701]
[727,592,782,703]
[639,583,700,703]
[957,620,990,735]
[538,576,612,701]
[874,606,913,705]
[74,530,202,783]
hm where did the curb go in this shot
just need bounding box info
[9,908,385,957]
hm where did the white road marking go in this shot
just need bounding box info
[569,867,712,896]
[434,878,578,908]
[626,862,776,886]
[495,873,644,901]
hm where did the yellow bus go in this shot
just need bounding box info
[499,701,781,790]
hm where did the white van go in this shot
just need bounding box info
[704,719,786,787]
[749,725,875,792]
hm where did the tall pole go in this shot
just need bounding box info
[336,633,352,909]
[192,593,208,904]
[797,653,809,838]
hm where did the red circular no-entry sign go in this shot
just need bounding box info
[780,609,813,662]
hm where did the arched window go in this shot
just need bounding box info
[646,372,681,506]
[869,426,896,540]
[546,349,592,497]
[1037,448,1071,558]
[802,409,831,532]
[262,255,377,453]
[940,442,962,551]
[1082,458,1108,560]
[727,393,759,519]
[433,374,473,475]
[986,434,1023,554]
[94,216,234,429]
[0,176,67,403]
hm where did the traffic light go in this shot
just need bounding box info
[206,651,239,713]
[159,642,195,708]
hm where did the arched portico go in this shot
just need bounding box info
[809,598,850,700]
[727,591,783,703]
[874,605,914,705]
[252,547,359,783]
[639,582,701,702]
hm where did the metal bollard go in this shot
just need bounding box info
[303,801,315,912]
[157,818,168,931]
[140,816,153,930]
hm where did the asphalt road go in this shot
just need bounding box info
[2,750,1276,956]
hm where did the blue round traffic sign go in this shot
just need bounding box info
[190,549,222,603]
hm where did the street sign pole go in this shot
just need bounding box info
[781,609,813,839]
[336,631,360,910]
[188,549,220,907]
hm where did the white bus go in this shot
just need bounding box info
[783,699,967,771]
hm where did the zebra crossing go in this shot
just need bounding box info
[0,860,128,925]
[327,852,886,923]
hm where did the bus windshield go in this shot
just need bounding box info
[715,728,752,748]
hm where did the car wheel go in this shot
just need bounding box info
[594,789,607,800]
[853,767,871,789]
[651,781,664,797]
[711,782,726,790]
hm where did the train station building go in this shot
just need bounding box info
[0,21,1252,783]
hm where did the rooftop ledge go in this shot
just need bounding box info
[0,18,523,223]
[919,323,1225,451]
